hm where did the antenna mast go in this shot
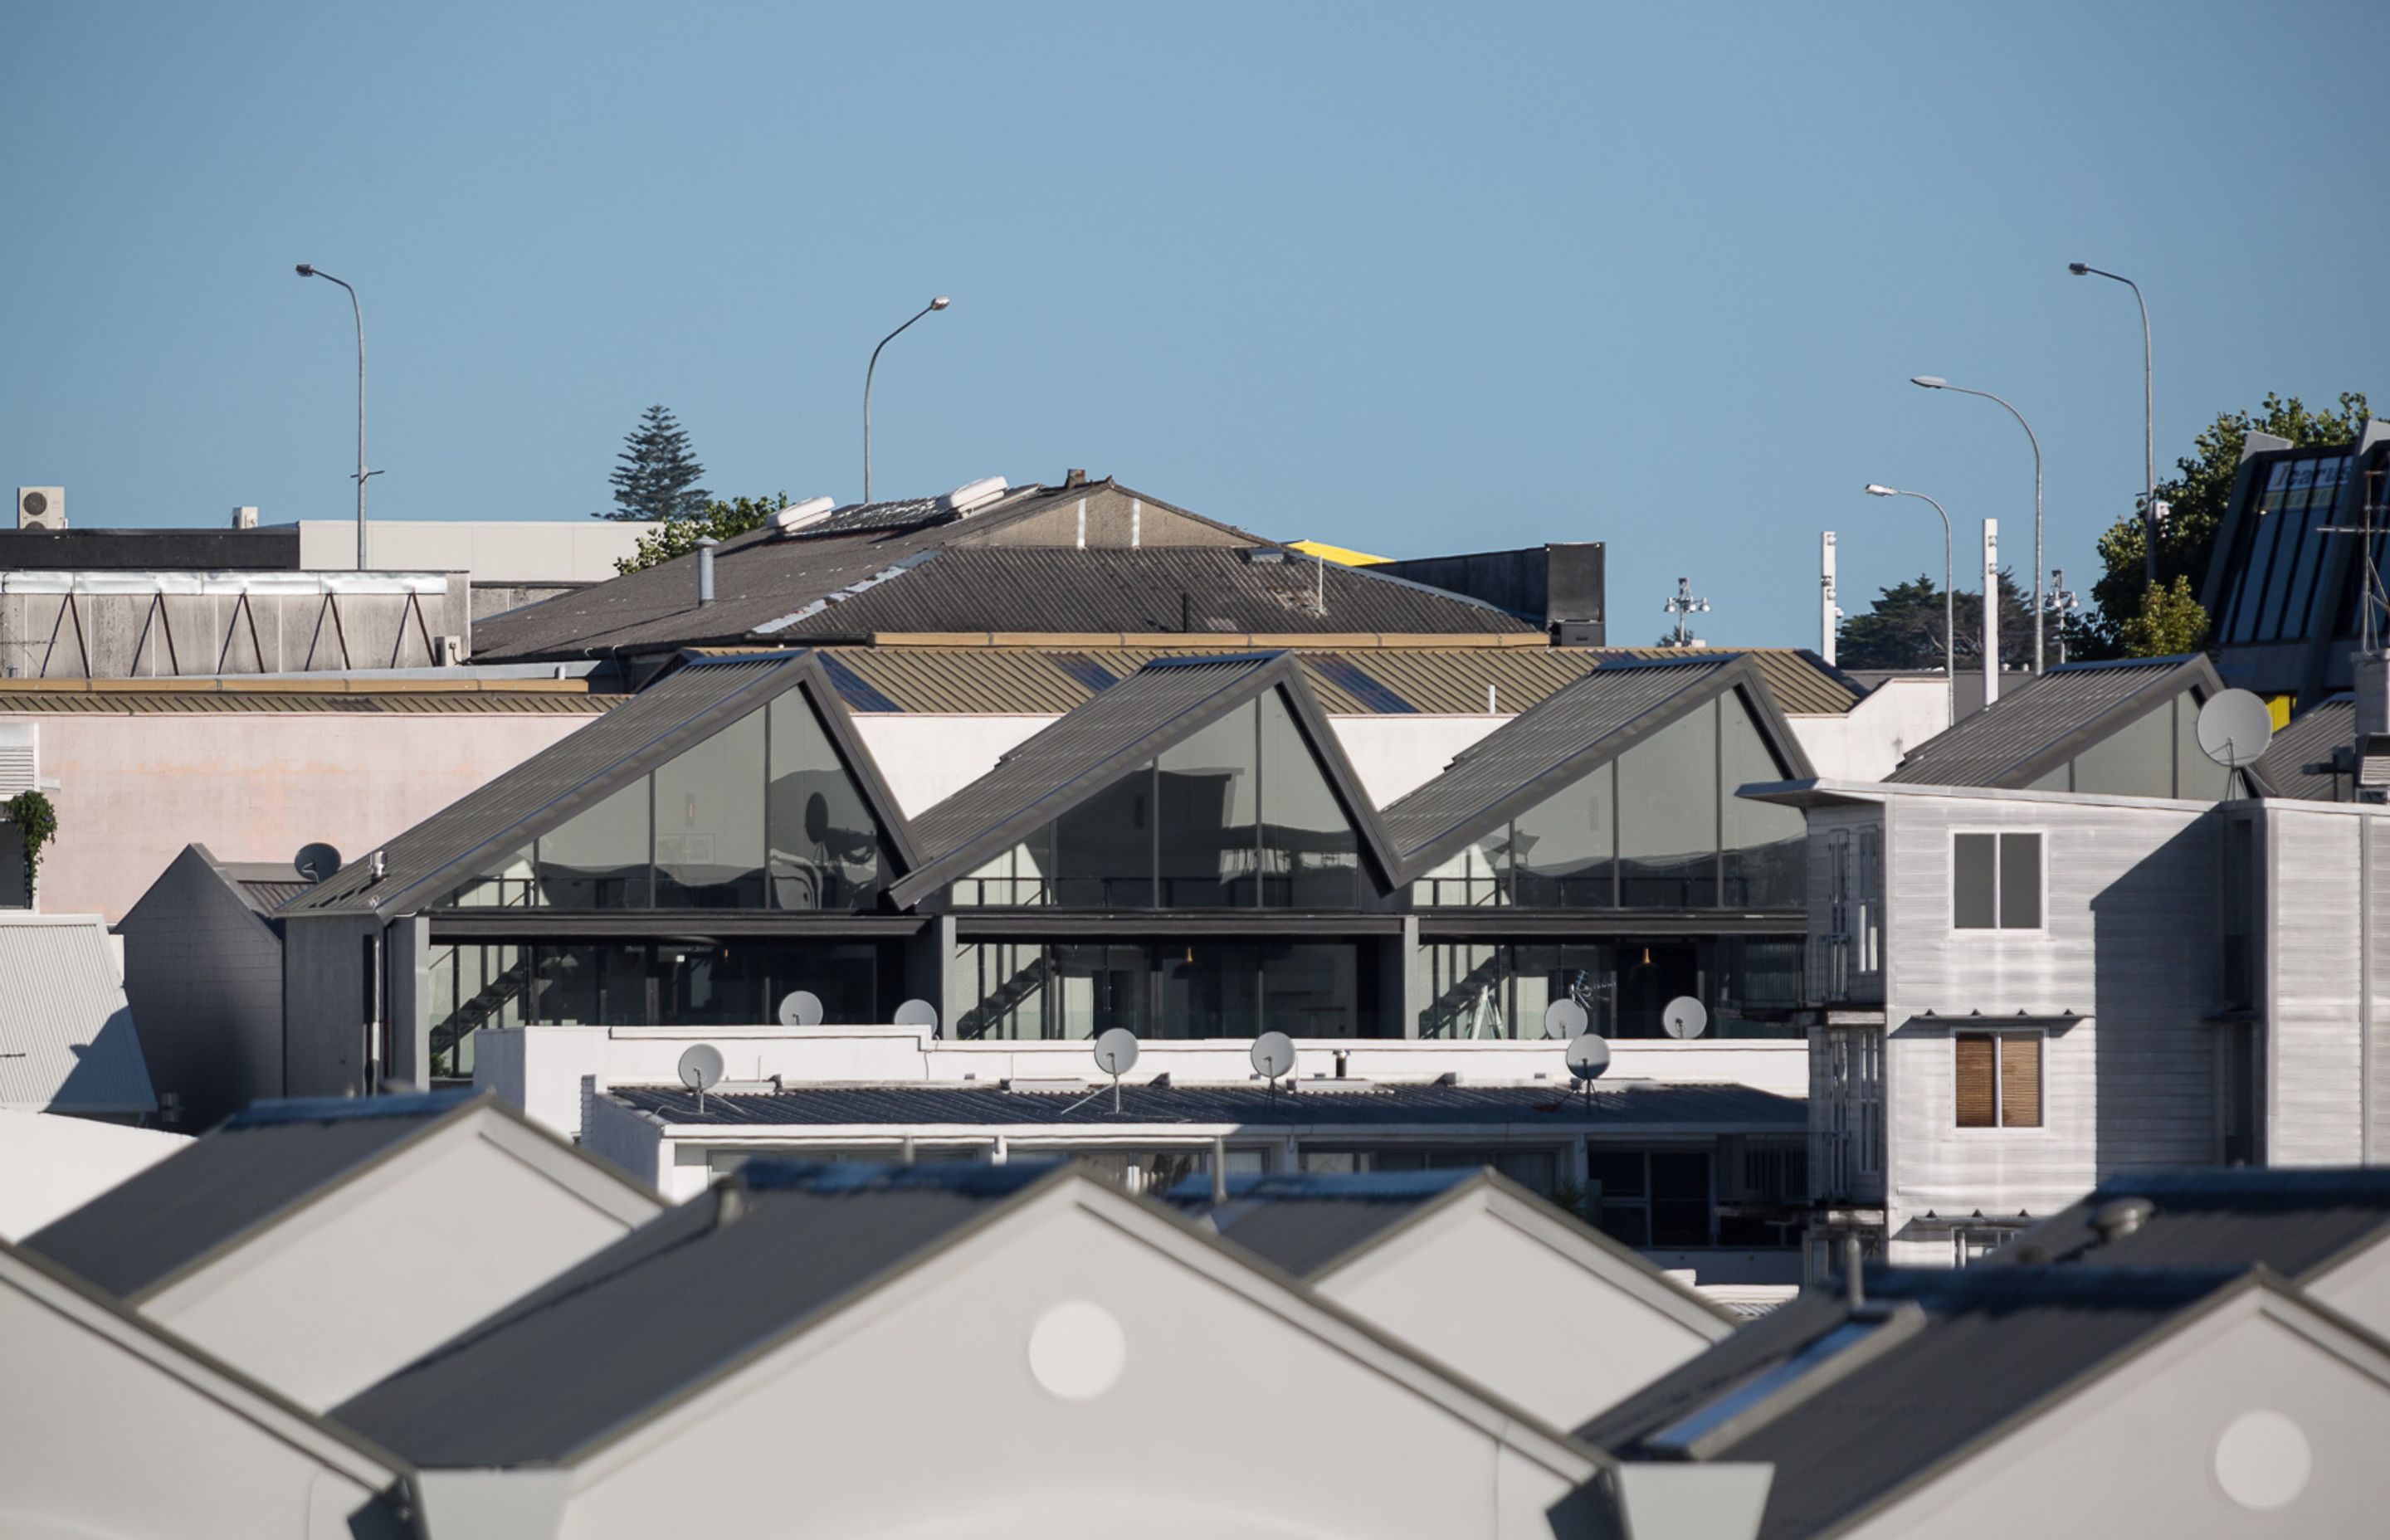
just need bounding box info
[2321,465,2390,654]
[1661,577,1711,647]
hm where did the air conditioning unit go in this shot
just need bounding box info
[436,635,465,666]
[231,505,259,529]
[17,487,64,530]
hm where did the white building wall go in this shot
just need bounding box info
[1876,792,2217,1265]
[1330,714,1507,807]
[1785,677,1950,782]
[2266,808,2366,1166]
[297,518,657,580]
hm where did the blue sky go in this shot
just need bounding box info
[2,1,2381,646]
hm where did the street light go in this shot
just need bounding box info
[1911,375,2044,675]
[863,295,951,504]
[1866,483,1957,725]
[2068,261,2157,586]
[295,264,373,570]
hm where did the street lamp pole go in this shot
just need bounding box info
[1912,376,2042,675]
[295,265,371,569]
[1866,483,1957,725]
[2070,262,2157,586]
[863,295,950,504]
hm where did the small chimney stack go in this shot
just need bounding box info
[697,537,717,607]
[1063,467,1088,489]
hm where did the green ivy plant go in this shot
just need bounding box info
[5,789,57,902]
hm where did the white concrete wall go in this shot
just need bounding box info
[2265,807,2369,1166]
[0,1111,187,1239]
[10,709,597,921]
[1787,677,1950,782]
[849,715,1052,816]
[298,518,658,581]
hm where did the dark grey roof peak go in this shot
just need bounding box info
[2000,1165,2390,1280]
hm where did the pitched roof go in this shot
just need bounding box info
[283,651,913,917]
[209,855,315,914]
[2252,694,2353,802]
[745,547,1536,643]
[1578,1265,2286,1540]
[0,678,609,714]
[605,1079,1808,1133]
[21,1089,657,1301]
[808,643,1860,719]
[889,652,1400,907]
[0,915,154,1116]
[2002,1167,2390,1280]
[1883,655,2251,789]
[332,1160,1081,1466]
[1375,654,1812,875]
[468,480,1285,662]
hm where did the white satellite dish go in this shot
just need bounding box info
[892,998,939,1031]
[677,1043,724,1094]
[294,841,344,883]
[1544,997,1589,1040]
[1564,1033,1611,1083]
[2197,690,2275,769]
[1251,1031,1295,1081]
[1094,1027,1141,1078]
[1661,996,1710,1040]
[777,990,825,1028]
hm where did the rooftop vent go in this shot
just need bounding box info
[2090,1195,2154,1244]
[942,475,1008,515]
[231,505,259,530]
[773,496,837,534]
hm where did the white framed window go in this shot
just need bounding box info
[1953,831,2042,930]
[1954,1031,2043,1128]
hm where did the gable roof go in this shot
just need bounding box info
[284,651,915,918]
[1160,1167,1737,1330]
[2001,1166,2390,1281]
[1578,1264,2328,1540]
[890,652,1402,908]
[2253,694,2353,802]
[470,480,1278,662]
[1882,655,2263,790]
[21,1090,660,1301]
[0,914,155,1116]
[1376,654,1812,879]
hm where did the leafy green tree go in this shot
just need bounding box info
[599,404,710,521]
[2117,574,2210,657]
[1837,571,2034,670]
[615,494,787,575]
[2080,391,2369,655]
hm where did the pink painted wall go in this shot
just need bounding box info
[12,713,599,922]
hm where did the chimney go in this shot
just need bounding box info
[698,537,717,606]
[1063,467,1088,488]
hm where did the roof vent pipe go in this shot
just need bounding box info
[2090,1196,2154,1245]
[1210,1136,1228,1205]
[1843,1233,1864,1309]
[697,537,717,606]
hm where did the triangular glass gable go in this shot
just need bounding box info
[433,688,890,911]
[950,685,1366,909]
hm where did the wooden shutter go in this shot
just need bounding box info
[1955,1034,1996,1128]
[2000,1036,2042,1127]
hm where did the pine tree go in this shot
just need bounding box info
[599,404,710,521]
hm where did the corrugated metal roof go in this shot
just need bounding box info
[1580,1265,2261,1540]
[212,860,314,914]
[21,1091,477,1297]
[749,548,1535,642]
[0,916,154,1115]
[333,1161,1071,1467]
[2253,695,2351,802]
[606,1079,1807,1131]
[0,687,610,715]
[2001,1167,2390,1280]
[1589,649,1863,717]
[904,655,1278,864]
[1884,655,2222,787]
[287,655,837,916]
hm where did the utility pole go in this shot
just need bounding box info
[1821,533,1841,665]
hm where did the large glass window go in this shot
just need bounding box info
[1618,704,1718,906]
[1261,690,1362,908]
[1513,763,1615,906]
[1586,1148,1714,1247]
[1416,938,1800,1039]
[1161,940,1260,1036]
[1304,1145,1562,1197]
[1156,703,1259,907]
[1053,774,1154,908]
[768,698,884,909]
[535,779,651,908]
[955,938,1389,1039]
[653,708,767,907]
[1721,699,1803,906]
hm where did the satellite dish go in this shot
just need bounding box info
[892,998,939,1031]
[677,1043,724,1093]
[1094,1027,1141,1078]
[1661,996,1710,1040]
[1544,997,1590,1040]
[294,841,344,883]
[777,990,824,1028]
[1251,1031,1295,1080]
[1564,1033,1612,1082]
[2197,690,2275,769]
